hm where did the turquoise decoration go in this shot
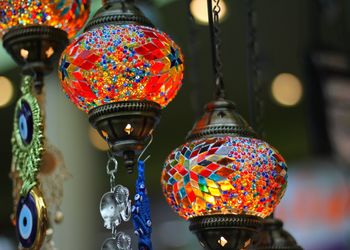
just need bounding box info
[132,160,152,250]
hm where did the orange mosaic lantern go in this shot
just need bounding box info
[1,0,91,90]
[58,0,184,172]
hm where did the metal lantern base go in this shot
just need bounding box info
[251,217,303,250]
[3,25,68,90]
[189,214,262,250]
[88,100,161,173]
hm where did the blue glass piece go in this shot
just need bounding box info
[183,174,190,184]
[179,188,186,199]
[198,176,207,186]
[209,173,225,182]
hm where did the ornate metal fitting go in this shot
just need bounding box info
[189,214,262,250]
[251,217,303,250]
[89,100,161,172]
[85,0,153,32]
[3,25,68,76]
[186,98,256,141]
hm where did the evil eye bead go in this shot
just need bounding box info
[16,187,47,249]
[17,100,34,145]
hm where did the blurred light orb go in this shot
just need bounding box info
[190,0,227,25]
[59,24,184,112]
[272,73,303,107]
[0,0,90,38]
[161,136,288,220]
[0,76,14,107]
[88,126,108,151]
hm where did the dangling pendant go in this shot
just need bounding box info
[11,75,47,250]
[16,186,47,250]
[100,157,132,250]
[12,75,44,195]
[101,233,132,250]
[100,185,132,229]
[132,160,153,250]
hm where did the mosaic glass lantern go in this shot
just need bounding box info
[58,0,184,172]
[0,0,90,90]
[161,98,288,249]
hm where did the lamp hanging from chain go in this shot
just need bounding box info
[243,0,302,249]
[2,1,91,249]
[58,0,184,172]
[58,0,184,248]
[161,1,288,249]
[0,0,90,91]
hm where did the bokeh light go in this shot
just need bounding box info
[0,76,14,108]
[88,126,108,151]
[272,73,303,107]
[190,0,227,25]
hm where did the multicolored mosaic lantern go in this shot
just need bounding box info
[59,24,184,112]
[58,0,184,171]
[0,0,90,38]
[161,98,288,249]
[0,0,90,90]
[162,136,287,220]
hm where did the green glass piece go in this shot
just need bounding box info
[199,184,209,193]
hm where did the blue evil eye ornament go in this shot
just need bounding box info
[12,75,44,195]
[16,187,47,249]
[132,160,153,250]
[18,100,34,145]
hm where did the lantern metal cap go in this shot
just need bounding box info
[85,0,153,31]
[189,214,262,250]
[251,217,303,250]
[3,25,68,76]
[186,98,256,141]
[88,100,161,173]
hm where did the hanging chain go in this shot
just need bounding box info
[208,0,225,99]
[246,0,265,138]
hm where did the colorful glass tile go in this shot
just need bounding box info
[0,0,90,38]
[161,136,288,220]
[58,24,184,112]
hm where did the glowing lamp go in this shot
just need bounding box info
[59,24,184,112]
[58,0,184,171]
[0,0,90,89]
[161,99,288,249]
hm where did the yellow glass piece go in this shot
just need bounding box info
[218,180,234,191]
[208,187,221,197]
[204,193,215,204]
[194,197,206,211]
[206,179,218,188]
[192,188,203,198]
[191,165,204,173]
[173,172,182,182]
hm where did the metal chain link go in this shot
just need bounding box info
[208,0,225,99]
[246,0,265,138]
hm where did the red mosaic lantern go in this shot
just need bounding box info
[58,0,184,171]
[160,99,288,249]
